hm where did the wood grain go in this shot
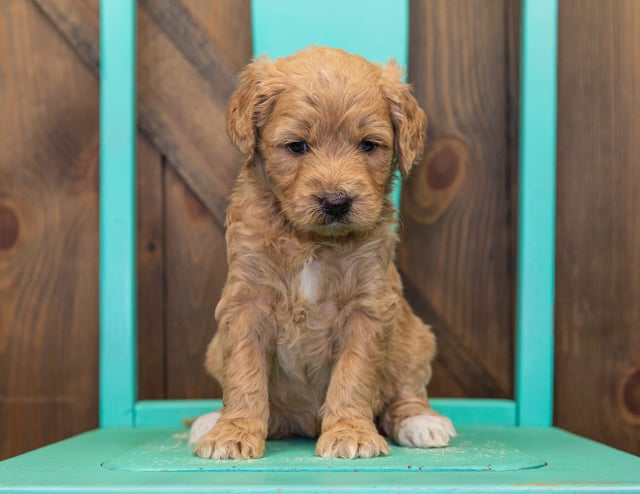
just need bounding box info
[34,0,245,228]
[3,0,638,461]
[164,167,226,399]
[555,0,640,455]
[137,0,243,227]
[0,0,99,459]
[402,0,517,398]
[137,135,166,400]
[161,0,251,399]
[32,0,252,401]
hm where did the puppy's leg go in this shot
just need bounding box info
[193,305,273,460]
[316,312,389,459]
[380,300,456,448]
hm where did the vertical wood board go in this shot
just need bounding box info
[0,0,99,459]
[555,0,640,455]
[402,0,517,399]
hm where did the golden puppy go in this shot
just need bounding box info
[190,46,455,460]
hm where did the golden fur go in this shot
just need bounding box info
[192,47,455,460]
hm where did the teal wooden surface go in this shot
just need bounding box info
[1,427,639,493]
[515,0,558,427]
[252,0,407,64]
[252,0,408,211]
[99,0,138,428]
[133,399,517,427]
[103,431,544,472]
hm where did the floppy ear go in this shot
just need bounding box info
[380,61,427,177]
[226,56,284,161]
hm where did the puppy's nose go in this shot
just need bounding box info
[319,193,353,219]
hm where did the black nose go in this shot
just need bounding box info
[319,193,353,219]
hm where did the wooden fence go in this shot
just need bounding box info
[1,0,638,459]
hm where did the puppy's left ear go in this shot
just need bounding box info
[380,61,427,177]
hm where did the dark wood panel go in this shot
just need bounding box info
[0,0,99,459]
[555,0,640,455]
[161,0,251,399]
[402,0,516,398]
[34,0,246,228]
[137,135,166,400]
[164,167,226,399]
[34,0,252,401]
[137,0,242,227]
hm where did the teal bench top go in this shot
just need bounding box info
[1,426,639,493]
[3,1,639,493]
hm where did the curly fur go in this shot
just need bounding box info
[192,47,455,460]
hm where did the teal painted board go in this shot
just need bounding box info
[515,0,558,426]
[431,399,516,426]
[252,0,408,211]
[99,0,138,428]
[134,399,517,427]
[134,399,218,427]
[103,429,544,472]
[252,0,408,65]
[1,427,639,493]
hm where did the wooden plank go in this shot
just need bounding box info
[33,0,246,228]
[134,399,517,427]
[0,0,99,458]
[401,0,516,399]
[136,0,242,228]
[163,167,226,399]
[99,0,138,428]
[555,0,640,455]
[137,136,166,400]
[161,1,251,400]
[182,0,253,69]
[104,428,544,472]
[3,426,640,491]
[515,0,558,428]
[400,271,508,397]
[33,0,252,401]
[139,0,237,102]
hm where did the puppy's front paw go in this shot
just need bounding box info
[193,418,266,460]
[316,420,389,459]
[396,413,456,448]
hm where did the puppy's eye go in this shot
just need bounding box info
[286,141,309,154]
[359,140,378,153]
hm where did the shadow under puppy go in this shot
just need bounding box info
[190,46,455,460]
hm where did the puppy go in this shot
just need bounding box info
[191,46,455,460]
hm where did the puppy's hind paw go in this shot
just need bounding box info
[396,413,456,448]
[188,411,221,446]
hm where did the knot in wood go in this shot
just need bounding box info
[620,366,640,423]
[0,205,19,251]
[426,143,462,190]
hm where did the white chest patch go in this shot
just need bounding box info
[298,258,322,304]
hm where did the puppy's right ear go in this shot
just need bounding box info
[226,57,284,161]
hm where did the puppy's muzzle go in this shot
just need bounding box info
[318,192,353,222]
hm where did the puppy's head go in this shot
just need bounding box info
[227,46,426,237]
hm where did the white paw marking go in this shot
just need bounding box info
[397,414,457,448]
[298,258,321,303]
[188,411,221,445]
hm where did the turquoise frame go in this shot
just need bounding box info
[99,0,558,429]
[99,0,138,428]
[516,0,558,427]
